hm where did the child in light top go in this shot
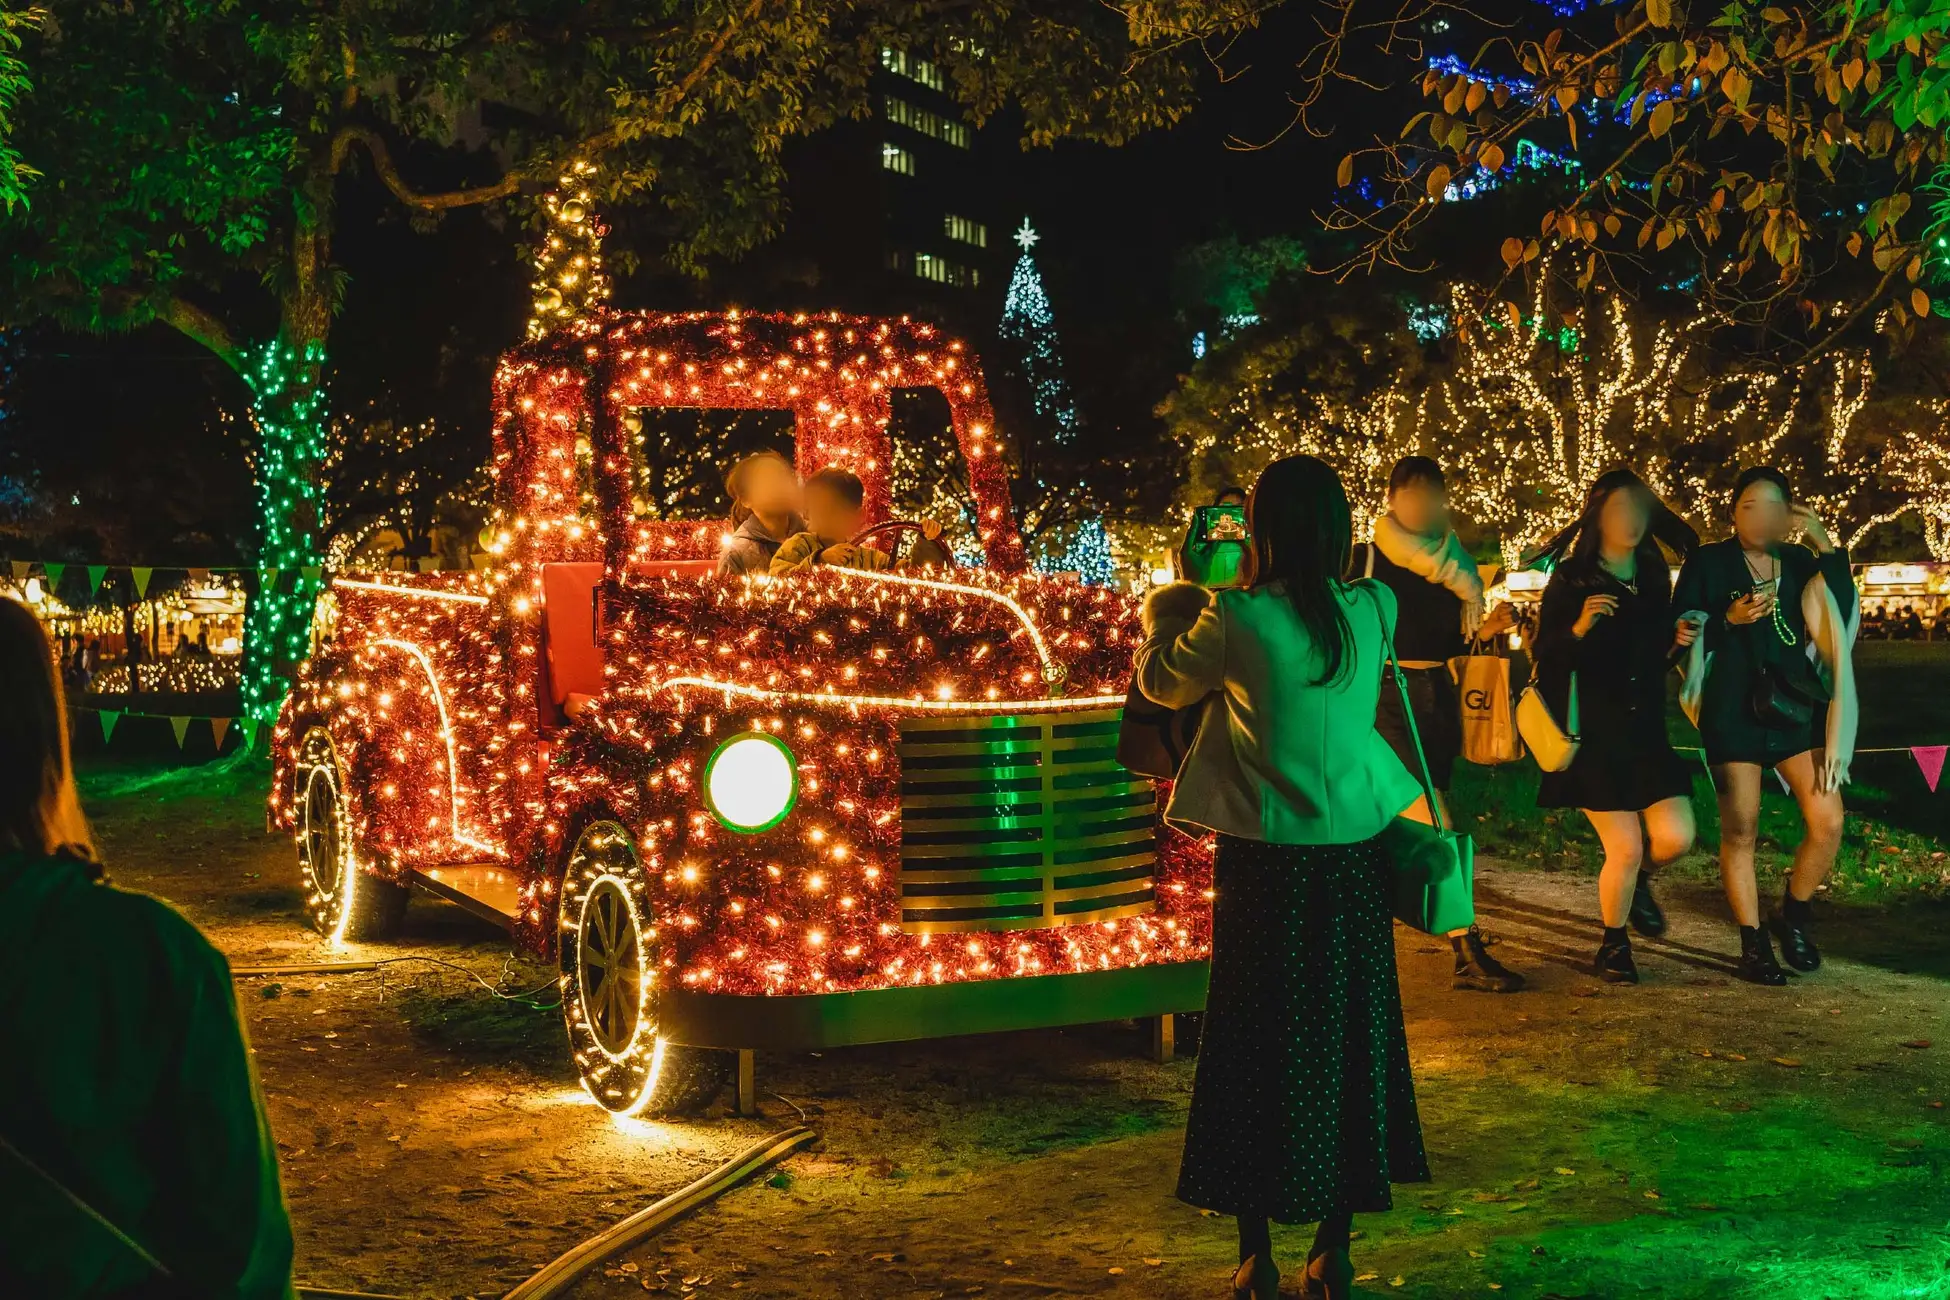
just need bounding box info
[770,467,948,573]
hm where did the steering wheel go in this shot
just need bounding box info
[849,519,946,569]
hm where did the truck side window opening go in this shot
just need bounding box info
[623,407,799,519]
[888,386,984,566]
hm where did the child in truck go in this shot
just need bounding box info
[717,449,806,577]
[770,467,949,574]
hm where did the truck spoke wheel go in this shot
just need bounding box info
[559,819,729,1117]
[294,729,408,942]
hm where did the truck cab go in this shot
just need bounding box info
[272,310,1212,1116]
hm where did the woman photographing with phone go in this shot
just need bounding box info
[1137,455,1429,1300]
[1530,470,1701,984]
[1671,467,1857,985]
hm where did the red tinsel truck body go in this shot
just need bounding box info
[270,310,1212,1115]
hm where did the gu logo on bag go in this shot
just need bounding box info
[1453,652,1524,765]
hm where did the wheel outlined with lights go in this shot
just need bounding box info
[558,818,731,1116]
[295,728,409,941]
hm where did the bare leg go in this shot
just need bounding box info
[1712,763,1763,928]
[1775,750,1846,901]
[1642,795,1697,871]
[1582,809,1645,928]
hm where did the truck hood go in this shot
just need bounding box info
[605,567,1143,714]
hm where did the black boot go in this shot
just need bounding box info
[1776,888,1822,972]
[1453,927,1526,992]
[1595,927,1638,984]
[1628,874,1668,938]
[1737,925,1789,986]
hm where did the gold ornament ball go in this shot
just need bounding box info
[560,199,587,224]
[537,287,564,312]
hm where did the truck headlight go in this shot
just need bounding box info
[703,732,799,833]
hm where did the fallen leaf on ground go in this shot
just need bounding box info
[1553,1167,1577,1176]
[1468,1251,1485,1259]
[1107,1267,1124,1276]
[1902,1040,1932,1049]
[1644,1190,1661,1199]
[1772,1057,1803,1068]
[1390,1276,1406,1287]
[621,1264,639,1274]
[1724,1053,1747,1061]
[1356,1274,1380,1283]
[1143,1259,1163,1268]
[869,1253,904,1263]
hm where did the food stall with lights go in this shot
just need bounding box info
[271,311,1212,1117]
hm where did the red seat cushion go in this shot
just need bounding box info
[541,563,605,711]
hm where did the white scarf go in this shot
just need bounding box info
[1371,513,1486,639]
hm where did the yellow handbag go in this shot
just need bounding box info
[1516,669,1580,773]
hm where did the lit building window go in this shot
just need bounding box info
[915,253,979,288]
[882,143,916,176]
[880,48,945,92]
[944,214,988,248]
[884,96,970,149]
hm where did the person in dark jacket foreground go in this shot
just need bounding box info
[0,595,296,1298]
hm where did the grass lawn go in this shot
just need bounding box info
[1455,642,1950,902]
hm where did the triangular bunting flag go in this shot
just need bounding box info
[131,567,154,599]
[211,717,232,751]
[42,562,64,591]
[301,565,323,586]
[98,710,121,744]
[86,565,108,596]
[9,560,27,582]
[260,567,279,594]
[241,718,261,753]
[169,715,191,749]
[1913,745,1948,793]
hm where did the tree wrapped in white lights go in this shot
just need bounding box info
[1167,274,1950,562]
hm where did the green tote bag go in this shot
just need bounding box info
[1366,585,1478,935]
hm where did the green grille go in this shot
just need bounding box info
[898,709,1158,933]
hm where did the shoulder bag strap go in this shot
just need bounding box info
[1362,582,1447,834]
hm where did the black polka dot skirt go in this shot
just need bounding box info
[1176,834,1431,1222]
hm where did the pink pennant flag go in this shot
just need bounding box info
[1912,745,1948,793]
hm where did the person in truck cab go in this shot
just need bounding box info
[771,466,949,574]
[717,448,805,577]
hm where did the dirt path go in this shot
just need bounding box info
[85,762,1950,1299]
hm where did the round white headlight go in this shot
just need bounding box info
[703,732,799,834]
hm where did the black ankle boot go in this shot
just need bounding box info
[1595,928,1638,983]
[1737,925,1790,986]
[1776,890,1822,972]
[1628,875,1668,938]
[1453,927,1526,993]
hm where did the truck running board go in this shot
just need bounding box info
[411,865,521,932]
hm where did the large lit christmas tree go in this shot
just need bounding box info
[996,218,1113,584]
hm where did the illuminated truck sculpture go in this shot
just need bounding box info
[271,310,1212,1117]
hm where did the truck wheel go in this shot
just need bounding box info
[559,820,731,1117]
[296,730,409,941]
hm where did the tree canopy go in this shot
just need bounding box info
[3,0,1262,711]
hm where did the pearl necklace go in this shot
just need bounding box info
[1742,549,1799,647]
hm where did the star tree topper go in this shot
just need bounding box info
[1014,217,1039,251]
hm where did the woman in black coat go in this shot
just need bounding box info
[1530,470,1701,984]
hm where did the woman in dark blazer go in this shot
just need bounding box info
[1670,466,1856,985]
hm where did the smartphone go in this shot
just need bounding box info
[1195,504,1248,543]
